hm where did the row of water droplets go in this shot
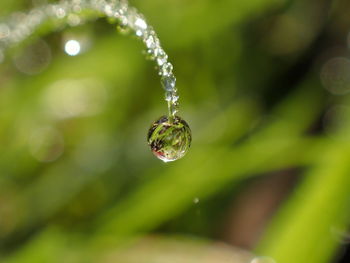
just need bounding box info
[0,0,179,117]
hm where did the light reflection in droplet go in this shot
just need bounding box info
[134,18,147,30]
[147,115,192,162]
[28,126,64,162]
[43,79,107,119]
[251,256,276,263]
[321,57,350,95]
[64,39,81,56]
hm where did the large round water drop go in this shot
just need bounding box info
[147,115,191,162]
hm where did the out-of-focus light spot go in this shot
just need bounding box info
[13,39,51,75]
[323,105,350,141]
[67,14,81,26]
[134,17,147,37]
[64,39,81,56]
[251,256,276,263]
[0,24,10,39]
[55,7,66,19]
[28,126,64,162]
[43,79,107,119]
[321,57,350,95]
[62,34,92,55]
[193,197,200,204]
[331,226,350,244]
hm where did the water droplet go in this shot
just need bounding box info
[145,35,156,49]
[117,20,131,34]
[156,52,168,66]
[134,17,147,30]
[161,75,176,91]
[160,62,173,76]
[147,115,191,162]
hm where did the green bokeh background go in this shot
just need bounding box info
[1,0,350,262]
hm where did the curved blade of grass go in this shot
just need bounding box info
[256,143,350,263]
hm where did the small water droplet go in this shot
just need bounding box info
[160,62,174,76]
[145,35,156,49]
[161,75,176,91]
[134,17,147,30]
[147,115,191,162]
[155,48,168,66]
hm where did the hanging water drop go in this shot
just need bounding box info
[0,0,191,162]
[148,115,191,162]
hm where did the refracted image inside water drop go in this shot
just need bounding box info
[148,115,191,162]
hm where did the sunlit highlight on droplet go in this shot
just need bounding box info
[64,39,81,56]
[134,18,147,30]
